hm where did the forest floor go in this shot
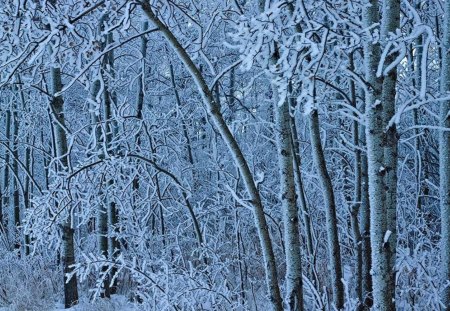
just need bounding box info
[0,295,140,311]
[55,295,138,311]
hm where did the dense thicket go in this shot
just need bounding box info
[0,0,448,310]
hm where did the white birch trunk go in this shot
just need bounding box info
[308,108,344,309]
[273,83,304,311]
[363,0,400,309]
[291,117,314,269]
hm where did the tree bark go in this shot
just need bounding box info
[308,107,344,310]
[363,0,400,310]
[10,98,20,250]
[273,83,304,311]
[349,51,363,308]
[440,1,450,308]
[0,110,11,231]
[139,3,283,310]
[49,66,79,308]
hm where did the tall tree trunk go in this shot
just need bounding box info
[381,1,400,309]
[360,147,373,309]
[413,29,423,213]
[0,110,11,231]
[11,102,20,249]
[360,117,373,310]
[348,51,363,308]
[363,0,400,310]
[132,21,149,194]
[24,138,31,256]
[308,105,344,309]
[440,0,450,308]
[49,65,79,308]
[273,82,304,311]
[290,116,314,272]
[140,3,283,310]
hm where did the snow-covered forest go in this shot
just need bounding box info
[0,0,448,310]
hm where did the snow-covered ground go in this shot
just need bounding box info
[55,296,138,311]
[0,295,139,311]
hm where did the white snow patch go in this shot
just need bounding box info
[384,230,392,244]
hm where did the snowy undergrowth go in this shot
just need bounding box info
[0,251,60,311]
[53,295,138,311]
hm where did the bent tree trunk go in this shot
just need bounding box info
[140,2,283,310]
[308,107,344,309]
[49,66,79,308]
[440,0,450,308]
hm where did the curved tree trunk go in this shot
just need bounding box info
[140,3,283,310]
[308,107,344,310]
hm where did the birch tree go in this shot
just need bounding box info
[363,0,400,309]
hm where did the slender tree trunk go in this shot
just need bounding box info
[49,65,79,308]
[381,1,400,309]
[360,121,373,310]
[24,138,31,255]
[11,103,20,249]
[273,83,304,311]
[413,32,423,212]
[140,3,283,310]
[348,51,363,308]
[169,62,195,169]
[132,21,149,195]
[291,117,314,270]
[440,1,450,308]
[308,106,344,309]
[0,110,11,231]
[363,0,400,309]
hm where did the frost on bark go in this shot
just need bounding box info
[440,0,450,308]
[273,83,304,311]
[360,119,373,310]
[290,114,314,270]
[363,0,400,310]
[49,66,79,308]
[140,2,283,310]
[308,107,344,309]
[348,52,364,309]
[361,160,373,309]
